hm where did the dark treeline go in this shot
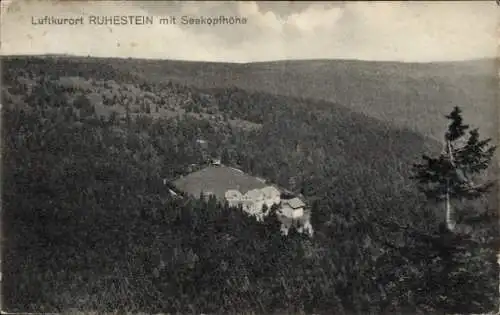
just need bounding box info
[2,56,498,314]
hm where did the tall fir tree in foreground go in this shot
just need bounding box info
[411,106,496,231]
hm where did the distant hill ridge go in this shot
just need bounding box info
[5,54,493,144]
[100,56,497,141]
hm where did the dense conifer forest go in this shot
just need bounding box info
[2,56,498,314]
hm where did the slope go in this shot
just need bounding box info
[10,55,495,142]
[106,57,498,142]
[2,55,498,314]
[2,55,445,231]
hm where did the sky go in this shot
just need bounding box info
[1,0,498,63]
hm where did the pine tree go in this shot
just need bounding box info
[310,199,326,232]
[411,106,496,231]
[261,204,283,238]
[125,104,131,127]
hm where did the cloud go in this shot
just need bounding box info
[1,0,497,62]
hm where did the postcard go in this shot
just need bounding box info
[1,1,499,314]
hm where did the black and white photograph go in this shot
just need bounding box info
[1,1,499,314]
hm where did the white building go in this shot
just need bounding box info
[280,197,305,218]
[225,185,281,220]
[224,185,307,222]
[173,165,310,233]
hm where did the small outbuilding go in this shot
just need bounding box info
[280,197,305,218]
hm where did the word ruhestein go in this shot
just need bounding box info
[31,15,155,25]
[88,15,154,25]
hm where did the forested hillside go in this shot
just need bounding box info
[2,56,498,314]
[9,56,496,141]
[95,56,498,141]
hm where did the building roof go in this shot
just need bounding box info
[283,197,306,209]
[245,188,264,199]
[261,186,280,196]
[225,189,243,199]
[173,165,269,201]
